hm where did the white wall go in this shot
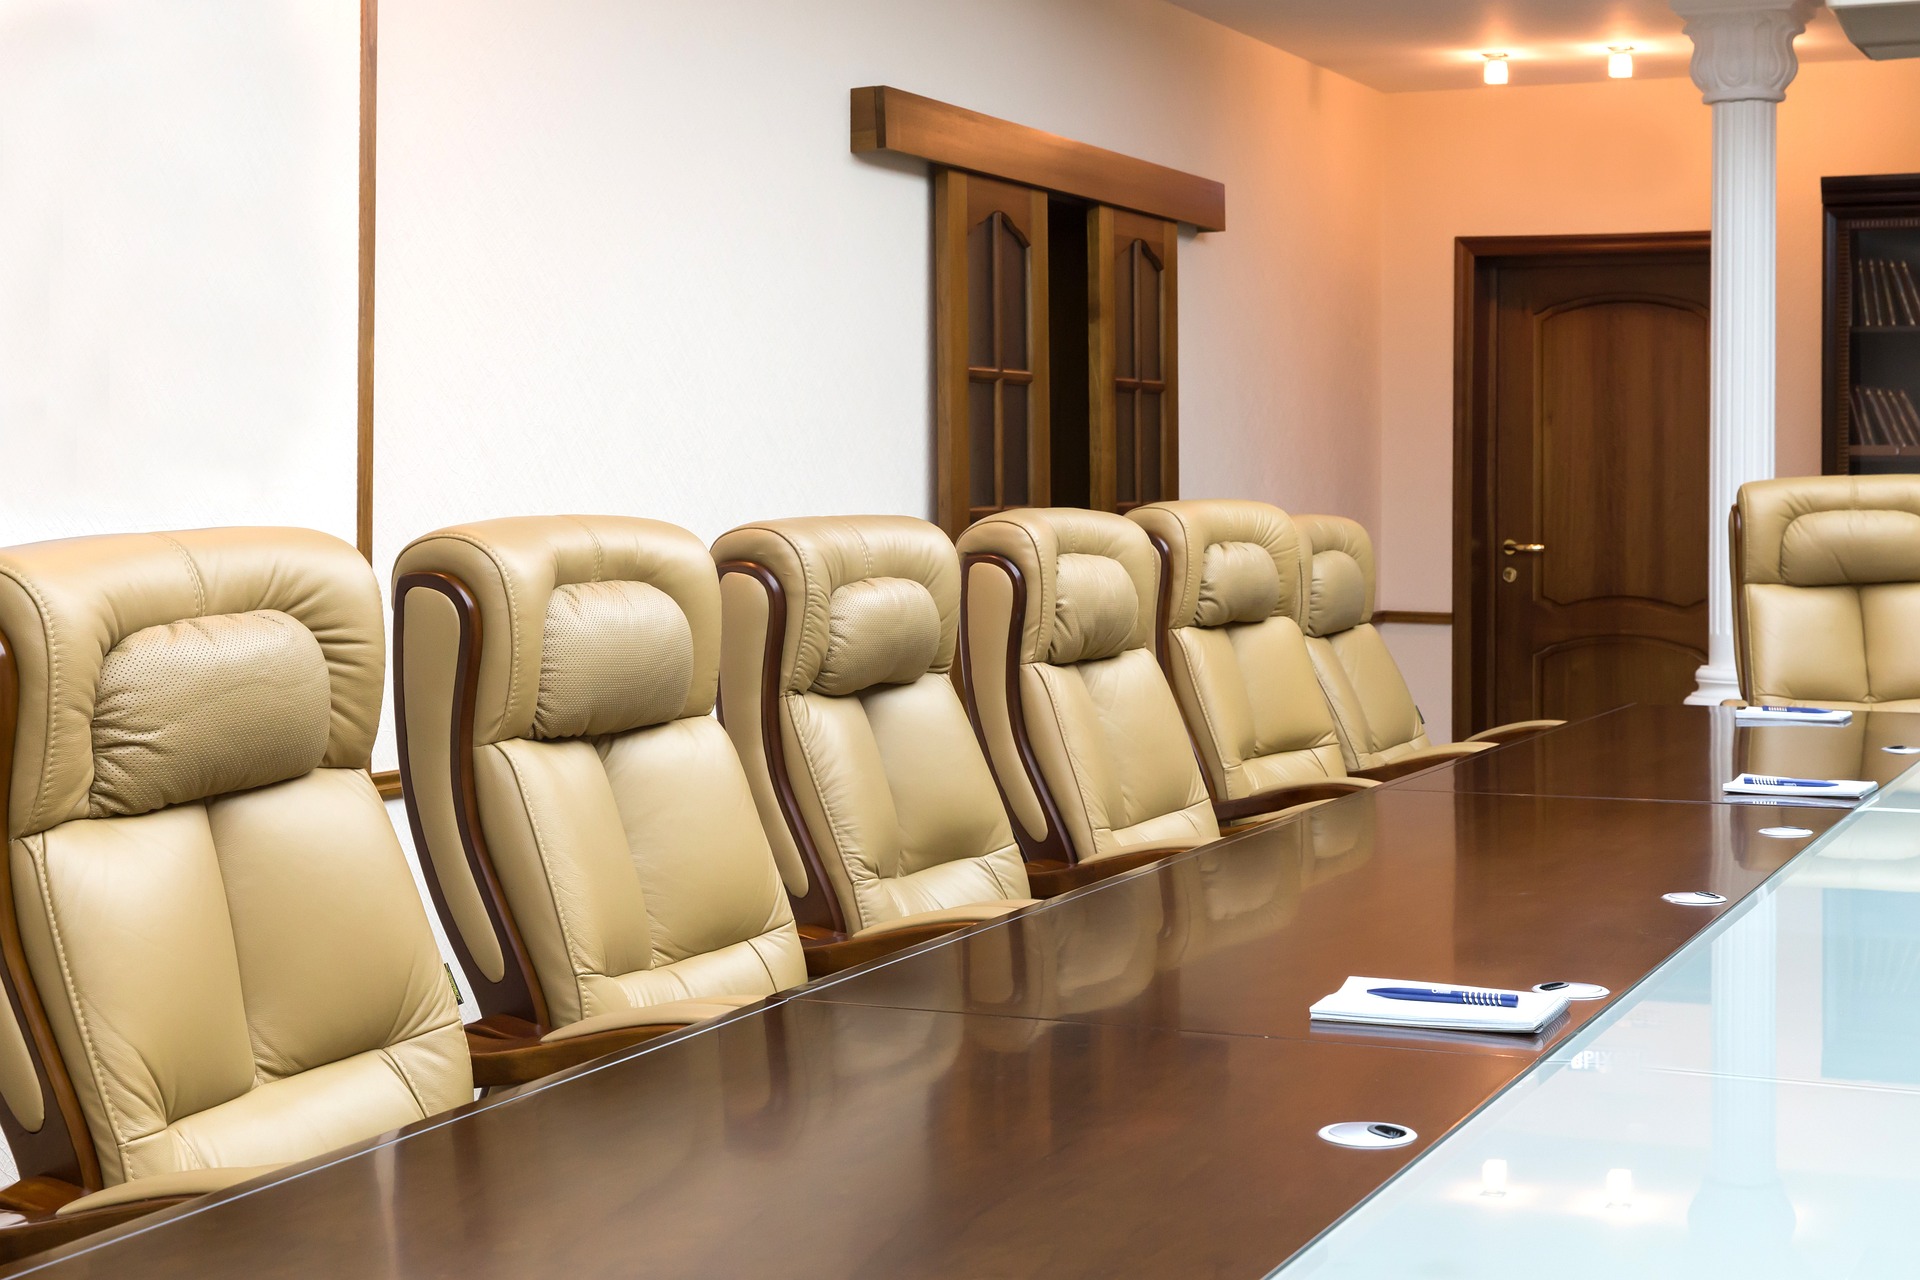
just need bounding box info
[365,0,1390,1008]
[0,0,359,548]
[369,0,1386,587]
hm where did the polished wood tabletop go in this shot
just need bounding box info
[1395,703,1920,807]
[0,707,1880,1279]
[812,788,1841,1053]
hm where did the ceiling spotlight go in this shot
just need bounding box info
[1483,53,1510,85]
[1608,46,1634,78]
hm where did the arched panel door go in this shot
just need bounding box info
[1090,207,1178,513]
[1489,259,1710,724]
[933,170,1050,537]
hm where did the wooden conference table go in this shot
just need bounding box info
[6,704,1915,1279]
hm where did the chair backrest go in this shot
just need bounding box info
[714,516,1029,936]
[956,508,1217,866]
[393,516,803,1036]
[0,528,469,1192]
[1294,514,1434,770]
[1131,500,1350,809]
[1734,476,1920,710]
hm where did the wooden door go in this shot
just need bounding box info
[933,171,1050,537]
[1089,207,1178,512]
[1486,256,1710,724]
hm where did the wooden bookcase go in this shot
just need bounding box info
[1824,174,1920,476]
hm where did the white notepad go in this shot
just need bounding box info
[1309,977,1570,1035]
[1733,705,1853,726]
[1722,773,1879,800]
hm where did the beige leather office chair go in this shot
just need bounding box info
[713,516,1035,968]
[956,508,1220,893]
[1129,500,1376,817]
[1733,475,1920,711]
[1294,514,1560,771]
[0,528,470,1256]
[393,516,806,1082]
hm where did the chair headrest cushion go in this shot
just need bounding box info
[1777,509,1920,587]
[89,610,333,819]
[394,515,722,747]
[1738,475,1920,587]
[1297,514,1376,637]
[533,580,695,739]
[814,576,943,696]
[1129,499,1303,633]
[711,515,961,697]
[1049,553,1139,664]
[957,508,1158,667]
[1195,541,1284,627]
[0,527,383,839]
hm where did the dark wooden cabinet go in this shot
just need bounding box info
[1823,174,1920,477]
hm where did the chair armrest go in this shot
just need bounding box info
[0,1173,227,1264]
[542,998,759,1043]
[1351,745,1489,782]
[1463,719,1565,745]
[852,901,1036,937]
[1024,844,1195,897]
[798,921,981,976]
[1214,779,1376,824]
[55,1166,280,1216]
[466,1013,687,1089]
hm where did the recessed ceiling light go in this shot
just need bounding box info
[1483,53,1509,85]
[1608,46,1635,78]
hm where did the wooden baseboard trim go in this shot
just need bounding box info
[1371,610,1453,626]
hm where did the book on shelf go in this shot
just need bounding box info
[1857,258,1920,326]
[1899,261,1920,323]
[1851,386,1920,447]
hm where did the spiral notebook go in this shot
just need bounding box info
[1309,977,1569,1035]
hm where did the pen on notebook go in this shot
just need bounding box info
[1739,775,1840,788]
[1366,987,1519,1008]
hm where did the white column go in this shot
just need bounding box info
[1675,0,1813,706]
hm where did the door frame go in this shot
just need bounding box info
[1451,231,1710,735]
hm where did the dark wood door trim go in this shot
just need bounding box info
[1452,232,1710,735]
[851,86,1225,231]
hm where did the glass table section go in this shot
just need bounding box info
[1275,802,1920,1279]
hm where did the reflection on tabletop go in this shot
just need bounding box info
[1282,806,1920,1279]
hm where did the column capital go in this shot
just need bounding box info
[1670,0,1815,104]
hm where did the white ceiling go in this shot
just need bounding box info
[1170,0,1863,92]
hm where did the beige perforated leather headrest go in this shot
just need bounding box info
[1739,476,1920,587]
[1130,500,1303,631]
[955,508,1158,666]
[1294,514,1377,638]
[393,515,719,745]
[0,527,384,838]
[712,515,959,696]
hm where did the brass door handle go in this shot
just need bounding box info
[1501,539,1546,556]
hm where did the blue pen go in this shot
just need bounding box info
[1367,986,1519,1009]
[1739,774,1840,788]
[1767,707,1835,715]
